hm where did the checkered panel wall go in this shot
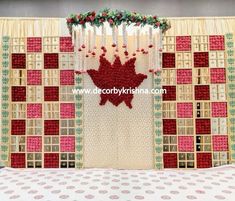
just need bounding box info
[162,35,231,168]
[2,35,234,169]
[8,37,78,168]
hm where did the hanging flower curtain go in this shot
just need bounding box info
[66,8,170,74]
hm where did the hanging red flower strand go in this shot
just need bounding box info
[87,56,147,109]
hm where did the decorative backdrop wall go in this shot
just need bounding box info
[1,17,235,169]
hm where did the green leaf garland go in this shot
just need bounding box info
[67,8,170,34]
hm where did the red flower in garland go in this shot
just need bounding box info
[87,56,147,108]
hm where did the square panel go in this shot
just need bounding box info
[60,86,75,101]
[162,53,175,68]
[60,136,75,152]
[213,152,229,167]
[44,69,59,85]
[163,153,177,168]
[177,85,193,101]
[44,153,59,168]
[163,136,177,152]
[60,103,75,119]
[27,153,42,168]
[194,52,209,67]
[60,119,75,135]
[11,70,26,85]
[196,102,210,118]
[12,53,26,69]
[193,68,210,84]
[176,36,191,51]
[27,86,43,102]
[177,103,193,118]
[60,153,75,168]
[176,52,192,68]
[44,103,59,119]
[178,136,194,152]
[210,84,226,101]
[177,119,194,135]
[210,68,226,83]
[162,102,176,118]
[12,86,26,102]
[27,37,42,52]
[27,136,42,152]
[194,85,210,100]
[177,69,192,84]
[162,86,176,101]
[212,136,228,151]
[163,119,177,135]
[178,153,194,168]
[27,70,42,85]
[27,119,42,135]
[27,103,42,118]
[44,136,59,152]
[209,35,225,51]
[162,69,176,85]
[44,86,59,101]
[196,119,211,134]
[60,70,74,85]
[44,53,59,69]
[211,118,227,135]
[11,120,25,135]
[196,135,211,151]
[11,136,25,152]
[193,36,208,52]
[197,153,212,168]
[60,37,74,52]
[11,103,26,119]
[44,120,59,135]
[211,102,227,117]
[59,53,75,69]
[11,153,26,168]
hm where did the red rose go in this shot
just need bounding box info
[153,15,157,19]
[99,18,105,23]
[89,15,95,21]
[77,14,81,19]
[155,22,161,27]
[108,19,114,25]
[66,18,73,23]
[80,20,85,25]
[91,11,96,16]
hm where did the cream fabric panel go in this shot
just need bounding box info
[83,36,154,169]
[83,75,154,169]
[166,17,235,35]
